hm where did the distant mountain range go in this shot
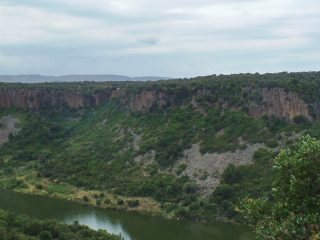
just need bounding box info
[0,74,169,83]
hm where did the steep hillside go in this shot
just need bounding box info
[1,71,320,221]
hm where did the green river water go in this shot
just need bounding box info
[0,189,256,240]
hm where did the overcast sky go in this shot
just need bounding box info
[0,0,319,77]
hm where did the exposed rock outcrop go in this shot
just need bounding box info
[0,86,312,122]
[0,89,113,110]
[174,143,264,195]
[195,87,212,97]
[0,87,169,112]
[0,116,19,145]
[129,90,168,112]
[249,88,310,120]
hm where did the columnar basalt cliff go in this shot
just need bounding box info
[248,88,311,120]
[0,86,313,121]
[129,90,168,112]
[0,89,113,110]
[190,87,311,121]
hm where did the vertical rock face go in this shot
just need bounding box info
[0,87,313,121]
[0,89,113,110]
[129,90,168,112]
[0,89,41,110]
[128,88,212,112]
[249,88,310,120]
[195,87,212,97]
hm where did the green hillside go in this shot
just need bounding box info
[1,72,320,222]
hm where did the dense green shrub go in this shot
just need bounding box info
[127,199,139,207]
[253,148,275,163]
[265,139,278,148]
[293,115,310,125]
[82,196,89,203]
[0,210,120,240]
[116,199,124,205]
[221,164,242,185]
[242,136,320,239]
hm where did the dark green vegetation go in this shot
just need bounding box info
[1,71,320,99]
[1,71,320,222]
[242,136,320,239]
[210,148,276,220]
[0,104,301,221]
[0,209,120,240]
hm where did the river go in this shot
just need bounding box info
[0,189,255,240]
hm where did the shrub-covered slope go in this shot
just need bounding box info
[1,72,320,221]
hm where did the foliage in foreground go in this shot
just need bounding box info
[241,136,320,239]
[0,209,120,240]
[209,148,276,220]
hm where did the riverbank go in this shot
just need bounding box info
[0,168,166,218]
[0,167,243,224]
[0,208,121,240]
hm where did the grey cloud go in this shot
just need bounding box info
[137,37,159,45]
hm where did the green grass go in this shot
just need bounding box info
[47,183,75,195]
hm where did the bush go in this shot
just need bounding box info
[265,139,278,148]
[127,199,139,208]
[293,115,309,125]
[35,184,44,190]
[222,164,242,185]
[183,182,198,194]
[175,164,187,175]
[11,179,28,189]
[39,230,53,240]
[253,148,274,163]
[239,143,247,150]
[211,184,234,202]
[175,207,189,218]
[117,199,124,205]
[242,136,320,239]
[82,196,89,203]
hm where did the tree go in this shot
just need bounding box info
[241,136,320,239]
[39,230,53,240]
